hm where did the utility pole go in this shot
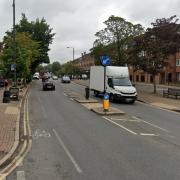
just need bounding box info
[12,0,16,86]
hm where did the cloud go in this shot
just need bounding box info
[0,0,180,64]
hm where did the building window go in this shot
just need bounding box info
[130,75,132,81]
[150,76,153,83]
[141,75,145,82]
[177,73,180,82]
[176,59,180,66]
[136,75,139,82]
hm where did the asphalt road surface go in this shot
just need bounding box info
[7,79,180,180]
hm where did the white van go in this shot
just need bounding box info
[90,66,137,103]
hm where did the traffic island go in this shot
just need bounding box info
[91,106,125,115]
[74,98,98,103]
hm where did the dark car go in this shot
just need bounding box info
[42,80,55,91]
[0,79,4,87]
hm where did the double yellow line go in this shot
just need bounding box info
[0,94,32,180]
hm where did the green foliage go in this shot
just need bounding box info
[15,14,55,71]
[59,63,81,76]
[128,15,180,93]
[52,61,61,75]
[91,15,144,65]
[2,32,41,79]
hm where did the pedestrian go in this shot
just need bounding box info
[4,79,8,90]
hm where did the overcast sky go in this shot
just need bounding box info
[0,0,180,64]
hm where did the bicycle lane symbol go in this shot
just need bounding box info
[32,129,51,140]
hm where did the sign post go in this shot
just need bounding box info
[100,55,110,112]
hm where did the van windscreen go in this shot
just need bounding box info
[112,77,132,86]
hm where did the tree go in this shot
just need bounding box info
[52,61,61,75]
[128,15,180,93]
[2,32,41,79]
[15,14,55,71]
[59,63,81,77]
[91,15,144,65]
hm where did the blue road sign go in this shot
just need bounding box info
[100,55,110,66]
[104,93,109,100]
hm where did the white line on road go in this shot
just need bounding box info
[133,116,169,132]
[16,171,25,180]
[41,106,48,119]
[102,116,137,135]
[140,133,159,136]
[53,129,83,174]
[110,118,141,122]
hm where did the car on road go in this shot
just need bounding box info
[52,75,58,80]
[33,74,39,80]
[0,79,4,87]
[42,80,55,90]
[61,76,71,83]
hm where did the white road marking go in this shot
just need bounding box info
[102,116,137,135]
[140,133,159,136]
[16,171,25,180]
[32,129,51,139]
[41,106,48,119]
[53,129,83,174]
[133,116,169,132]
[110,117,141,122]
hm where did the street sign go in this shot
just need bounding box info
[104,93,109,100]
[100,55,110,66]
[11,64,16,71]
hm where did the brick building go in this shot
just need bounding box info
[70,50,180,84]
[71,53,95,72]
[129,52,180,84]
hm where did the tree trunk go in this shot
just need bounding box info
[153,75,157,94]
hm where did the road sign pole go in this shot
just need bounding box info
[104,66,106,94]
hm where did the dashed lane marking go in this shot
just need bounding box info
[110,117,141,122]
[140,133,159,136]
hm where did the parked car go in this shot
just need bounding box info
[61,76,71,83]
[42,80,55,90]
[52,75,58,80]
[0,79,4,87]
[33,74,39,80]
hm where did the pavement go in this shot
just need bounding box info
[0,80,179,170]
[0,86,27,169]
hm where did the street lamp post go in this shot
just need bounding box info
[12,0,16,86]
[67,47,74,61]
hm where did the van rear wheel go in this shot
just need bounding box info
[94,90,99,97]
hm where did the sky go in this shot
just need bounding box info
[0,0,180,64]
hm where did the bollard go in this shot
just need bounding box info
[103,93,109,112]
[85,87,89,99]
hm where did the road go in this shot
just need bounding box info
[7,79,180,180]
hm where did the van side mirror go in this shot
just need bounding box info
[109,82,114,88]
[132,84,135,87]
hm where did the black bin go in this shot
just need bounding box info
[3,90,11,103]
